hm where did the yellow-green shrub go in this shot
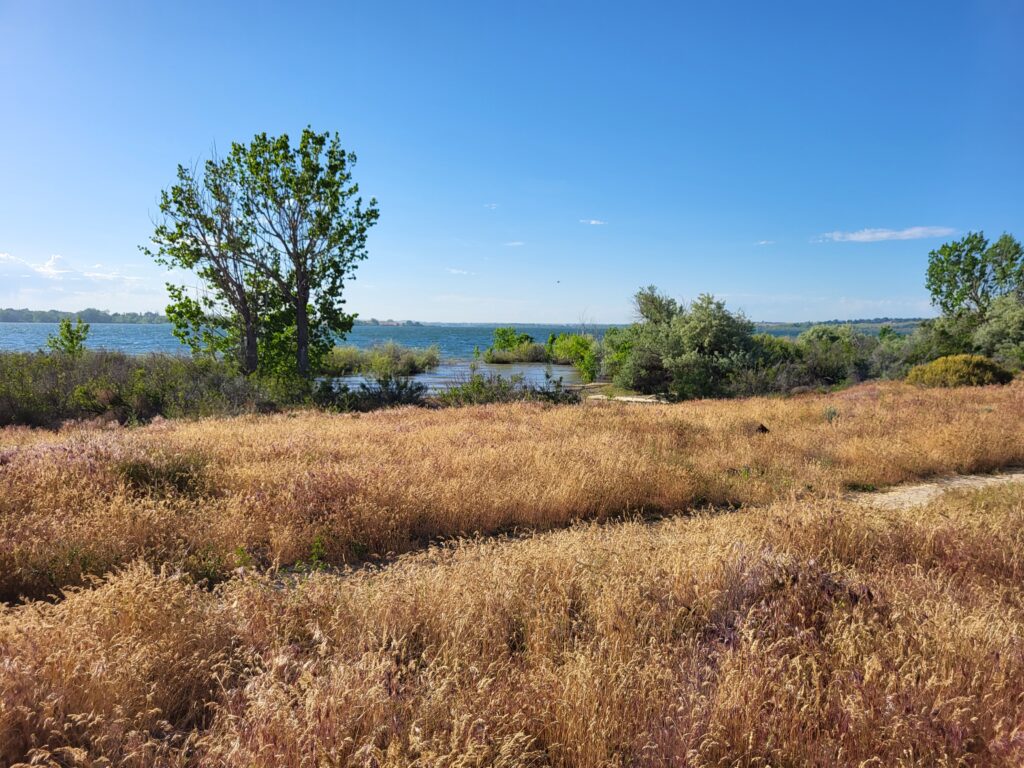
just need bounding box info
[906,354,1013,387]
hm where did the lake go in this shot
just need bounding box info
[0,322,612,390]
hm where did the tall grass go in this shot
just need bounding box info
[2,485,1023,765]
[1,380,1022,601]
[321,342,441,376]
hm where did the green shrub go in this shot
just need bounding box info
[483,342,548,363]
[321,343,441,376]
[0,350,264,426]
[547,333,599,382]
[436,372,580,407]
[313,375,427,411]
[905,354,1013,388]
[491,327,535,351]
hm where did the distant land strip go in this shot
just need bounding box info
[0,308,926,337]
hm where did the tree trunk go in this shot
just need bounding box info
[295,285,310,377]
[242,313,259,376]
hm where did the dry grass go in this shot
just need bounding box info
[1,381,1023,601]
[2,484,1023,766]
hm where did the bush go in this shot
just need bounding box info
[905,354,1013,388]
[0,350,264,427]
[547,333,599,382]
[313,374,427,411]
[436,372,580,407]
[483,341,548,363]
[321,342,441,376]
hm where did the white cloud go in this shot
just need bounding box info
[445,267,474,275]
[504,241,524,247]
[756,240,775,246]
[579,219,606,226]
[34,255,71,279]
[817,226,955,243]
[483,203,498,210]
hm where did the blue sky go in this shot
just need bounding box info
[1,1,1022,323]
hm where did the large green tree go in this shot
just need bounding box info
[230,128,379,377]
[925,231,1023,319]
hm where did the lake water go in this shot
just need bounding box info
[0,322,610,390]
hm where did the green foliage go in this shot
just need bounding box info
[313,375,427,412]
[483,342,548,363]
[547,333,599,382]
[0,351,264,427]
[146,127,379,379]
[484,327,547,363]
[608,289,755,399]
[435,371,580,407]
[926,232,1023,318]
[905,354,1013,388]
[46,318,90,358]
[972,294,1024,369]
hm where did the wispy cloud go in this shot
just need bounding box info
[817,226,955,243]
[504,241,524,247]
[0,252,142,283]
[579,219,606,226]
[445,267,474,275]
[483,203,498,210]
[756,240,775,246]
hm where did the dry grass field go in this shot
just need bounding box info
[1,381,1024,766]
[1,381,1023,602]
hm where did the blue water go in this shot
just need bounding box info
[0,322,613,359]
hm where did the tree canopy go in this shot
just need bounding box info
[146,128,379,380]
[925,232,1023,318]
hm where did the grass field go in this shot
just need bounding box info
[1,381,1023,765]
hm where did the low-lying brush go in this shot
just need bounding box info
[3,485,1023,766]
[435,371,581,406]
[906,353,1014,388]
[321,341,440,377]
[1,380,1021,601]
[0,350,264,426]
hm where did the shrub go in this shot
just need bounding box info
[436,371,580,406]
[483,341,549,363]
[46,317,90,357]
[313,374,427,411]
[547,333,599,382]
[491,326,535,351]
[905,354,1013,387]
[321,342,441,376]
[0,350,264,426]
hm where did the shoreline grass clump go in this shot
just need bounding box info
[2,485,1024,765]
[1,380,1022,601]
[321,341,440,377]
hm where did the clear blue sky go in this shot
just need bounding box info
[1,1,1022,323]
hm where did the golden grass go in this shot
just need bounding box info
[1,381,1023,601]
[2,485,1023,766]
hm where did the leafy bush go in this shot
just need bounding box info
[547,333,599,382]
[0,351,264,427]
[313,374,427,411]
[491,326,535,351]
[321,342,441,376]
[972,294,1024,369]
[435,372,580,407]
[46,317,90,357]
[905,354,1013,387]
[483,342,549,363]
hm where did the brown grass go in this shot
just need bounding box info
[2,484,1023,766]
[2,381,1023,602]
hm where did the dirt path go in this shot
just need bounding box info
[850,468,1024,510]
